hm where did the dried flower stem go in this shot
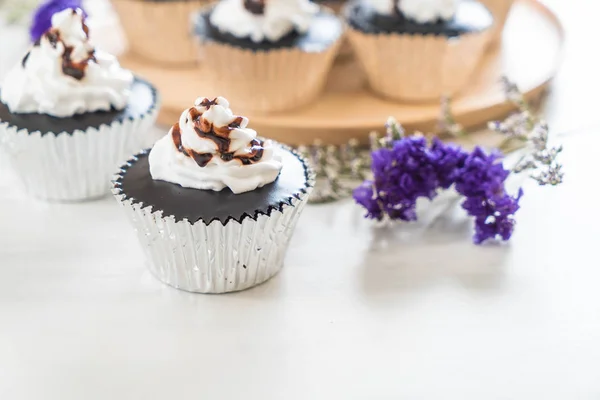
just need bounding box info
[488,77,564,186]
[297,139,371,204]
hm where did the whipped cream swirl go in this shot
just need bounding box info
[149,97,283,194]
[370,0,458,23]
[210,0,319,43]
[0,8,133,117]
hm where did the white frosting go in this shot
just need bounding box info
[149,97,283,194]
[0,8,133,117]
[210,0,319,43]
[371,0,458,23]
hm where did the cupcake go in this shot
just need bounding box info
[345,0,493,102]
[113,0,210,66]
[311,0,354,59]
[0,8,158,201]
[192,0,343,113]
[481,0,514,44]
[312,0,347,13]
[112,96,314,293]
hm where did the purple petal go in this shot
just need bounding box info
[30,0,85,43]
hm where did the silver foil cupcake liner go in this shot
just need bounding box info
[0,103,159,202]
[112,147,315,294]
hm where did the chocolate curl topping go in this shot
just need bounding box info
[244,0,266,15]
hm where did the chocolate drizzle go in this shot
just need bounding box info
[171,123,186,154]
[21,52,31,68]
[61,46,95,81]
[171,122,215,168]
[244,0,265,15]
[190,152,214,168]
[30,9,96,81]
[170,100,267,169]
[46,30,60,48]
[198,98,219,109]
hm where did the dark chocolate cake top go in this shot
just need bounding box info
[0,78,158,136]
[114,96,314,224]
[0,7,140,123]
[114,146,313,225]
[346,0,492,37]
[194,0,342,51]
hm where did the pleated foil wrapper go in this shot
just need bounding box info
[113,0,211,66]
[193,8,342,113]
[481,0,515,44]
[112,148,315,294]
[0,102,159,202]
[346,27,492,102]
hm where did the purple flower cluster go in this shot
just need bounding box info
[454,148,523,244]
[370,137,439,221]
[461,190,523,244]
[353,137,523,244]
[30,0,85,43]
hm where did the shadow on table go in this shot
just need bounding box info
[358,212,511,303]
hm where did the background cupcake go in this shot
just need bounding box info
[481,0,515,44]
[113,96,314,293]
[113,0,210,66]
[192,0,343,113]
[312,0,347,13]
[0,8,158,201]
[345,0,493,102]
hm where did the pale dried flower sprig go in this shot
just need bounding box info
[439,96,467,138]
[488,76,564,186]
[298,139,370,204]
[301,76,563,204]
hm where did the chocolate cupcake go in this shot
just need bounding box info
[192,0,343,113]
[312,0,347,13]
[345,0,493,102]
[0,8,158,201]
[113,0,210,66]
[113,96,314,293]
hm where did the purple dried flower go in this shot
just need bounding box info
[454,147,509,198]
[462,190,523,244]
[30,0,85,43]
[354,127,524,244]
[372,137,439,200]
[371,137,440,221]
[352,181,384,220]
[430,138,468,189]
[455,146,521,243]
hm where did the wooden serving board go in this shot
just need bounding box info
[121,0,563,145]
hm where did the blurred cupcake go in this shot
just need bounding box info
[113,96,314,293]
[113,0,210,66]
[481,0,514,44]
[345,0,493,102]
[0,8,158,201]
[311,0,354,59]
[192,0,343,113]
[312,0,347,13]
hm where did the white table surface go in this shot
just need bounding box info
[1,1,600,399]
